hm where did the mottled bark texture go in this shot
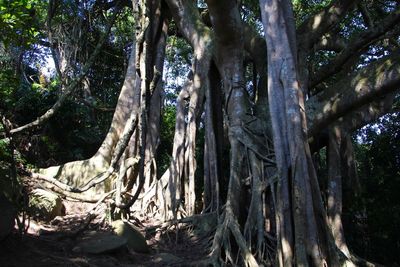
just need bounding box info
[261,0,339,265]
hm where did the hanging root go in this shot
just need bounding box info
[348,254,384,267]
[146,212,218,236]
[136,173,184,221]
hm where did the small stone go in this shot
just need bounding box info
[111,220,150,253]
[74,232,127,254]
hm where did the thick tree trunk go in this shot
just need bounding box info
[206,1,273,265]
[36,0,167,207]
[260,0,339,265]
[38,45,140,196]
[142,9,168,201]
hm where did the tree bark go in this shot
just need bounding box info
[37,42,140,195]
[260,0,339,265]
[163,0,213,219]
[327,126,352,259]
[203,62,222,213]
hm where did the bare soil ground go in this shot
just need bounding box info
[0,200,210,267]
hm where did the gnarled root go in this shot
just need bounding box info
[203,208,258,267]
[36,155,110,196]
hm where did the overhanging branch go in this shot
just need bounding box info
[297,0,358,51]
[309,7,400,89]
[307,51,400,137]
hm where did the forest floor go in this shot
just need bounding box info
[0,200,211,267]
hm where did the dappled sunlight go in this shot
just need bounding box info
[193,73,201,89]
[38,155,109,193]
[1,201,143,266]
[312,14,323,30]
[333,214,352,257]
[310,244,326,266]
[320,93,341,117]
[327,189,336,210]
[353,77,369,94]
[281,237,293,264]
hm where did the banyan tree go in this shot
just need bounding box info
[4,0,400,266]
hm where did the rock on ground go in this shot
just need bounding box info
[29,188,64,221]
[112,220,150,253]
[73,231,127,254]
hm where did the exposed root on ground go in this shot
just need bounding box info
[200,208,259,267]
[35,156,110,193]
[1,198,218,267]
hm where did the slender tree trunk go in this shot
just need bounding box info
[143,9,169,195]
[328,126,352,260]
[203,63,222,213]
[163,80,191,218]
[163,0,213,219]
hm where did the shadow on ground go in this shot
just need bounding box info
[0,208,214,266]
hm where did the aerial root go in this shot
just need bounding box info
[199,211,259,267]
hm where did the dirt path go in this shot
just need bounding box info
[0,200,210,267]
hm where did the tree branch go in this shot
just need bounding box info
[297,0,358,51]
[307,51,400,137]
[313,34,346,52]
[8,6,121,135]
[358,2,374,28]
[309,7,400,89]
[165,0,212,51]
[340,94,396,133]
[47,0,63,81]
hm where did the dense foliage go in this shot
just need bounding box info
[345,113,400,266]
